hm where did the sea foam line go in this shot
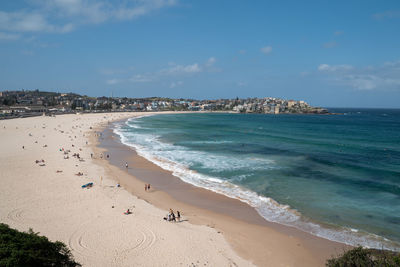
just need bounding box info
[113,117,400,251]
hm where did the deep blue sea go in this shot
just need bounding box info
[114,109,400,250]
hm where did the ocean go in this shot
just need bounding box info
[114,109,400,250]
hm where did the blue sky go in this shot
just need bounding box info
[1,0,400,108]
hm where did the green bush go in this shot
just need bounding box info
[327,246,400,267]
[0,223,80,267]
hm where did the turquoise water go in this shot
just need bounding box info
[114,109,400,250]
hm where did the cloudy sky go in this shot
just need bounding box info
[1,0,400,108]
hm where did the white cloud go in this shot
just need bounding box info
[206,57,216,67]
[46,0,177,23]
[0,10,75,33]
[161,57,218,75]
[373,10,400,20]
[318,64,353,72]
[170,81,183,88]
[100,67,135,75]
[0,0,177,35]
[0,11,51,33]
[129,74,152,83]
[103,56,215,86]
[345,74,400,90]
[300,71,311,77]
[260,46,272,54]
[0,32,20,41]
[318,61,400,91]
[106,79,120,85]
[162,63,202,75]
[344,74,380,90]
[105,74,152,84]
[46,0,108,24]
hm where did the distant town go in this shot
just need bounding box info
[0,90,329,119]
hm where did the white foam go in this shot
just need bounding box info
[113,119,400,251]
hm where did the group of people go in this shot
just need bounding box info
[35,159,46,167]
[124,209,132,215]
[164,208,181,222]
[60,148,71,159]
[144,184,151,191]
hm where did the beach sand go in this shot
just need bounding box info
[0,112,347,266]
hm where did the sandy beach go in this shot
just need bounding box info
[0,112,347,266]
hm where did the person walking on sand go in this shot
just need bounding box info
[145,184,147,191]
[177,211,181,222]
[125,162,128,169]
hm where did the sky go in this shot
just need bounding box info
[1,0,400,108]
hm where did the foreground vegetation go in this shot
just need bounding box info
[327,246,400,267]
[2,222,399,266]
[0,223,80,267]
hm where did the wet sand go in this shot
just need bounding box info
[93,118,350,266]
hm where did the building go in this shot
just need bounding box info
[287,100,296,108]
[274,105,280,114]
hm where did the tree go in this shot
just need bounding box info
[326,246,400,267]
[2,97,17,106]
[0,223,80,267]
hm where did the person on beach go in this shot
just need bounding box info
[145,184,147,191]
[169,209,176,222]
[148,184,151,191]
[177,211,181,222]
[125,162,128,169]
[171,211,176,222]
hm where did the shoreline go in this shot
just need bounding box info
[0,112,256,266]
[93,114,350,266]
